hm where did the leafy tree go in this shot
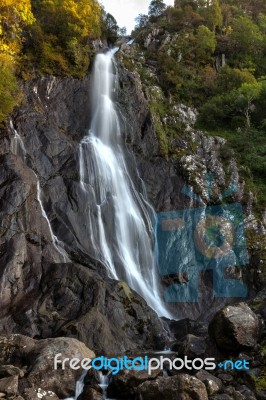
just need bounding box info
[200,0,223,31]
[0,0,35,38]
[26,0,102,76]
[168,5,204,30]
[0,0,35,55]
[229,16,263,64]
[235,82,262,128]
[102,12,119,44]
[148,0,166,17]
[119,27,127,36]
[174,0,199,10]
[199,81,262,129]
[253,80,266,127]
[216,66,256,94]
[0,54,20,124]
[135,14,149,28]
[195,25,216,61]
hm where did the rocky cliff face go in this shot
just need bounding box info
[0,43,265,399]
[115,42,265,320]
[0,75,167,355]
[0,40,264,342]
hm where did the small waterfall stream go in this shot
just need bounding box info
[79,49,171,318]
[10,119,26,160]
[9,118,69,263]
[99,372,110,399]
[65,370,87,400]
[35,178,70,262]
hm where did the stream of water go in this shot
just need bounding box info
[79,49,170,319]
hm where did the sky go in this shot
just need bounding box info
[100,0,175,34]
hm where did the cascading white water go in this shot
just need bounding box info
[10,119,26,160]
[65,370,87,400]
[99,372,110,399]
[36,178,69,263]
[79,50,171,318]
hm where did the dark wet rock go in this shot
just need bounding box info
[0,335,94,398]
[82,369,102,393]
[223,386,245,400]
[24,388,59,400]
[195,370,222,396]
[136,373,208,400]
[249,289,266,321]
[167,318,207,341]
[211,395,233,400]
[78,387,102,400]
[236,385,257,400]
[107,368,162,399]
[0,258,166,355]
[0,376,18,396]
[217,374,234,383]
[179,334,207,358]
[257,391,266,400]
[209,303,261,353]
[0,365,24,378]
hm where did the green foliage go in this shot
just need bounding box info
[101,12,119,44]
[0,0,115,121]
[199,0,223,31]
[0,0,35,41]
[195,25,216,61]
[201,127,266,212]
[133,0,266,211]
[0,54,21,124]
[148,0,167,17]
[0,0,32,122]
[24,0,102,77]
[135,14,149,29]
[215,66,257,94]
[228,16,264,67]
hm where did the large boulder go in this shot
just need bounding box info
[179,334,207,358]
[136,374,208,400]
[0,262,166,355]
[209,303,261,353]
[107,368,162,399]
[0,335,94,398]
[195,370,222,396]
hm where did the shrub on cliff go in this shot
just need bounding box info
[0,54,21,125]
[0,0,107,121]
[24,0,102,77]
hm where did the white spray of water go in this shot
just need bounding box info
[79,50,171,318]
[99,372,110,399]
[35,174,69,262]
[65,370,87,400]
[10,119,26,160]
[9,116,68,263]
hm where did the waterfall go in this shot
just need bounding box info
[35,174,69,263]
[99,372,110,399]
[10,119,26,160]
[65,370,87,400]
[9,117,68,262]
[79,50,171,318]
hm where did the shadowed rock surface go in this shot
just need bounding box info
[209,303,261,353]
